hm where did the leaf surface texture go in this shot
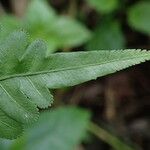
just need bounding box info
[0,31,150,139]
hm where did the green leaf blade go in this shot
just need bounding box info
[0,79,39,124]
[0,31,150,139]
[18,76,53,108]
[12,107,91,150]
[0,109,23,139]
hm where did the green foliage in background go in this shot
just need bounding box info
[1,0,150,51]
[11,107,90,150]
[0,107,90,150]
[128,1,150,35]
[0,107,134,150]
[24,0,91,53]
[86,20,125,50]
[86,0,119,13]
[0,0,91,53]
[0,16,21,42]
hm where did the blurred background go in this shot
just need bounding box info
[0,0,150,150]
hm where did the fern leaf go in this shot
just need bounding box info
[0,31,150,139]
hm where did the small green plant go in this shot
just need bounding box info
[0,30,150,140]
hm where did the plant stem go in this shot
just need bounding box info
[88,122,135,150]
[68,0,77,17]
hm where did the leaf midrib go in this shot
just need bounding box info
[0,52,149,82]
